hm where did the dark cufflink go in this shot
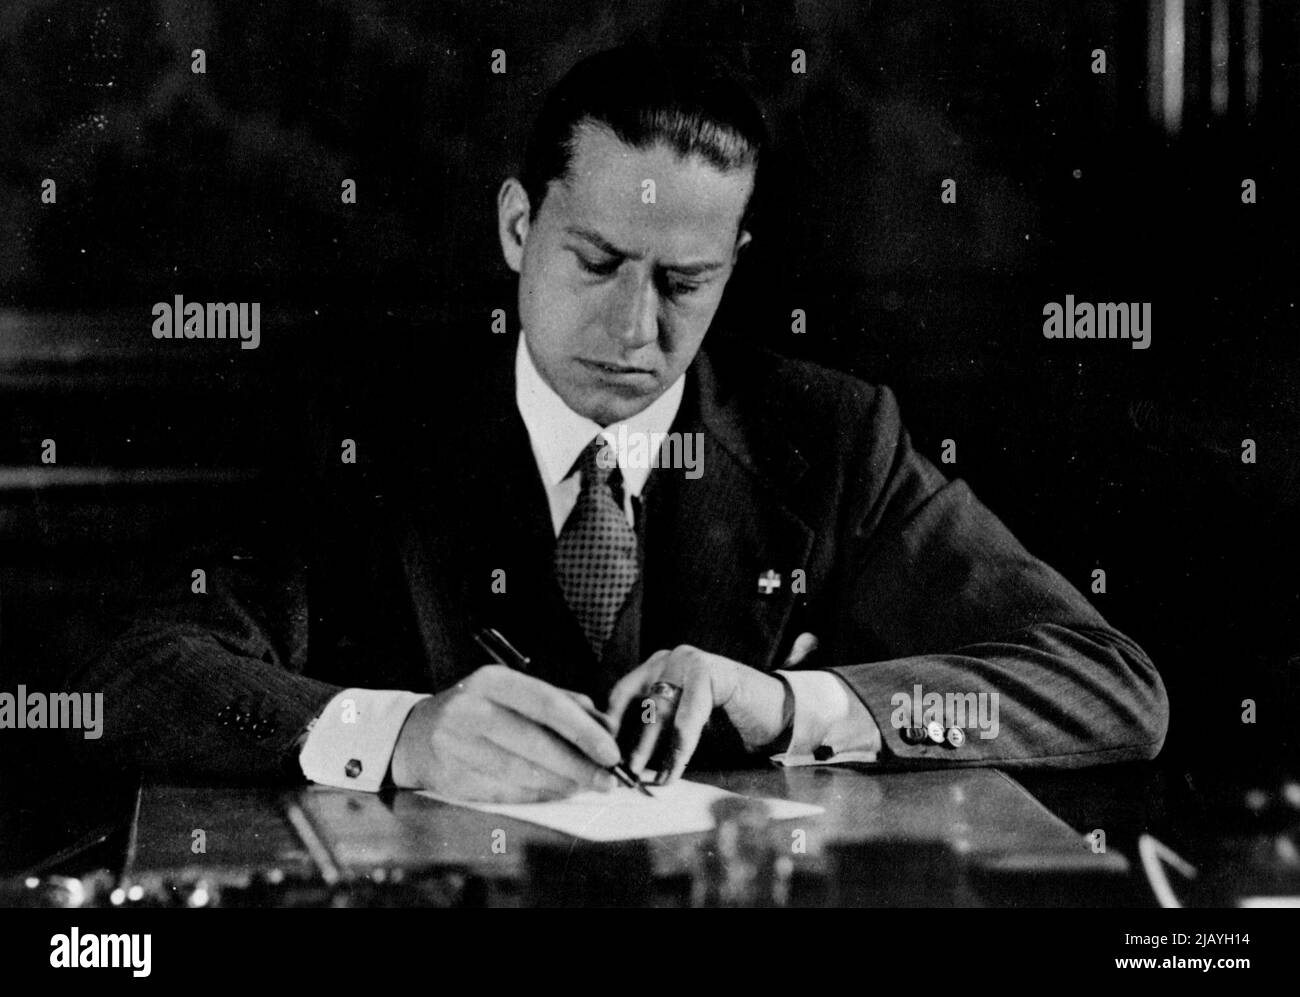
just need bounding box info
[901,726,927,744]
[344,758,363,779]
[813,745,835,762]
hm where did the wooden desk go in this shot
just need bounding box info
[125,767,1132,906]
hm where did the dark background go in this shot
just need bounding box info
[1,0,1297,867]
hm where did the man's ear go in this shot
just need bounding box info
[731,229,753,265]
[497,178,531,274]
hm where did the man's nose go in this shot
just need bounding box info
[605,270,659,350]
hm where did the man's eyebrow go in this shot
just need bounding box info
[662,259,726,277]
[564,227,638,259]
[563,226,726,275]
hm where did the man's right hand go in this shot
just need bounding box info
[388,664,622,802]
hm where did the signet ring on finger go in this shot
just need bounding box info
[648,681,682,702]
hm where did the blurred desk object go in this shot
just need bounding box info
[118,767,1131,907]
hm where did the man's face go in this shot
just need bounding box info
[499,124,753,426]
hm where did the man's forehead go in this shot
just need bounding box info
[546,124,753,253]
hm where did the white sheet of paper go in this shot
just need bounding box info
[418,778,824,841]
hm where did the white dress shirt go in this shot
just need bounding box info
[299,336,877,789]
[514,331,684,533]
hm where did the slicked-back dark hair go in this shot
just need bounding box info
[521,42,767,232]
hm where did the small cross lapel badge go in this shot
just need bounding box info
[757,569,782,596]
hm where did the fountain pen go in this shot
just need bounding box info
[473,626,654,797]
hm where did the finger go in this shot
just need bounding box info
[657,669,714,785]
[561,690,615,733]
[627,689,673,774]
[479,667,622,768]
[631,652,691,776]
[478,701,615,791]
[606,652,668,729]
[624,659,677,773]
[434,723,577,803]
[466,742,591,803]
[565,690,597,713]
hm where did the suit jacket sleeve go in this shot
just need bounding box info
[65,548,343,783]
[821,384,1169,768]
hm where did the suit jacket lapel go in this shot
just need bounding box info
[641,349,816,673]
[391,343,596,693]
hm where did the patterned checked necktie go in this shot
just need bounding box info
[554,436,640,661]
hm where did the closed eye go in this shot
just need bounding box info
[575,253,620,277]
[658,272,705,299]
[667,279,703,297]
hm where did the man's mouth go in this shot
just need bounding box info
[579,358,656,379]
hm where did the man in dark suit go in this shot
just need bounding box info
[72,44,1168,801]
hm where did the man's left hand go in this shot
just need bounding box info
[605,645,792,785]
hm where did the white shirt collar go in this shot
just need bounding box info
[514,334,686,496]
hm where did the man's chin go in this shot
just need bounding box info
[571,387,661,427]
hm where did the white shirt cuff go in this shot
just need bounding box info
[777,670,881,758]
[298,688,430,792]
